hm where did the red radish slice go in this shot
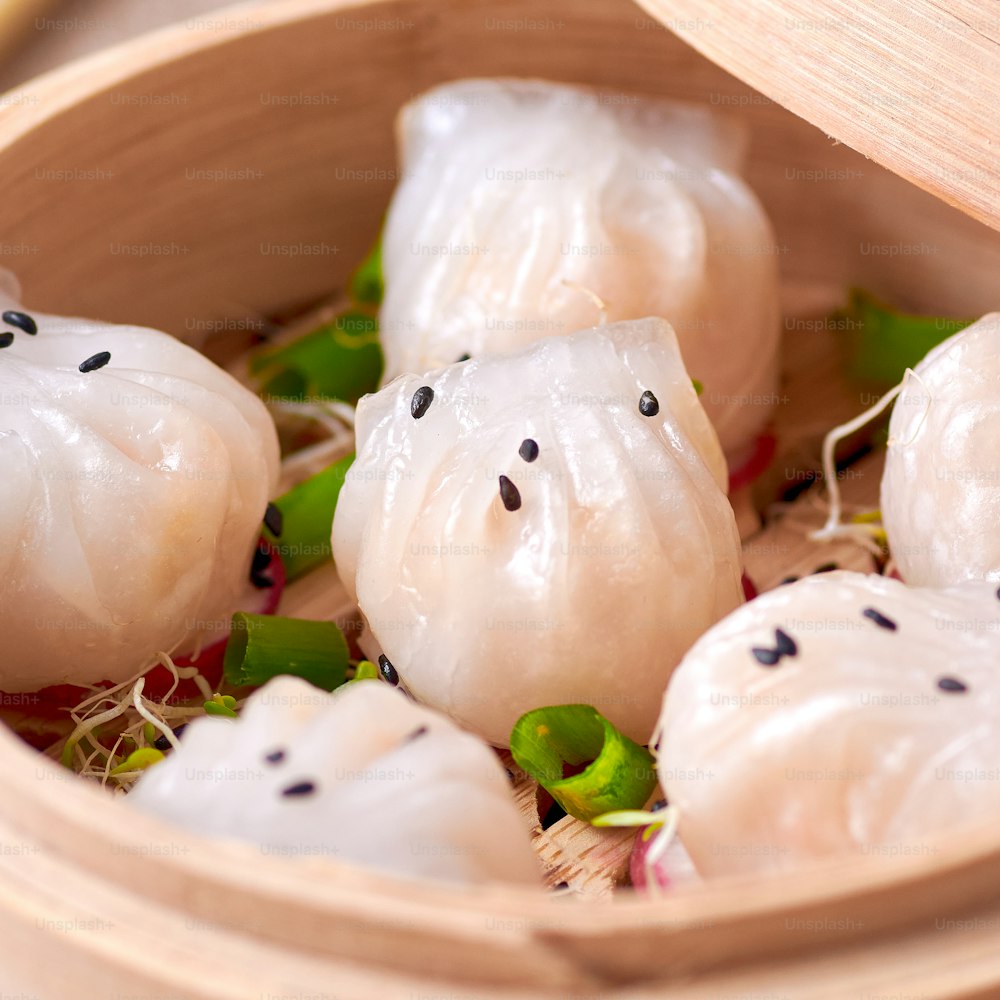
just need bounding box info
[629,823,700,892]
[728,431,776,493]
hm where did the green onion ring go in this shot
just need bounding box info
[510,704,658,823]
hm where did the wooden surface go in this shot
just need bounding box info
[1,0,1000,997]
[638,0,1000,234]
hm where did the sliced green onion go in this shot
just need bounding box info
[839,288,971,385]
[223,612,349,692]
[692,378,703,396]
[265,453,354,580]
[349,237,383,307]
[253,312,383,404]
[509,705,658,823]
[110,748,164,776]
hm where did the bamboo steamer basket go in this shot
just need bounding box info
[1,1,1000,997]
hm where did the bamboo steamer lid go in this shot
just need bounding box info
[639,0,1000,232]
[0,1,999,998]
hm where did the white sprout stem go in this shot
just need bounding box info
[153,652,182,706]
[131,678,180,751]
[278,439,355,495]
[62,700,135,762]
[810,377,907,542]
[269,398,356,431]
[187,669,215,703]
[100,733,128,788]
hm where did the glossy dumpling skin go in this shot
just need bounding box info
[129,676,540,886]
[881,313,1000,587]
[0,275,279,690]
[333,317,744,747]
[655,571,1000,878]
[379,78,781,463]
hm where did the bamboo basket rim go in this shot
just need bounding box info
[2,0,1000,992]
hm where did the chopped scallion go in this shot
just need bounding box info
[839,288,971,385]
[349,237,383,307]
[223,612,349,692]
[264,453,354,580]
[509,705,658,823]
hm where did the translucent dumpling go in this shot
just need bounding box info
[655,571,1000,877]
[0,274,279,690]
[333,317,744,747]
[881,313,1000,587]
[129,676,540,886]
[379,78,781,463]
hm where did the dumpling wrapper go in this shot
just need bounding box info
[881,312,1000,587]
[333,317,743,747]
[0,272,279,690]
[129,676,540,887]
[655,571,1000,878]
[379,78,781,463]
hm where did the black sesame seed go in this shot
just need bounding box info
[780,576,800,586]
[774,628,798,658]
[404,725,428,742]
[995,585,1000,602]
[79,351,111,373]
[152,725,186,752]
[862,607,897,631]
[751,646,782,667]
[504,768,516,784]
[2,311,37,335]
[638,390,660,417]
[264,749,286,765]
[457,353,471,362]
[552,881,570,890]
[814,562,839,574]
[378,654,399,686]
[281,780,317,798]
[752,627,798,667]
[251,544,273,574]
[650,799,668,812]
[0,333,13,349]
[937,676,968,693]
[263,502,283,538]
[519,438,539,463]
[410,385,434,419]
[499,475,521,512]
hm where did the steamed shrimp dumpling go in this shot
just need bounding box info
[129,677,540,886]
[333,317,744,747]
[0,276,279,690]
[656,572,1000,877]
[379,78,781,462]
[881,313,1000,587]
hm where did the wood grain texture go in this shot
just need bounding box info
[637,0,1000,233]
[0,0,999,997]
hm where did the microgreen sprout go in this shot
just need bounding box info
[56,653,230,791]
[203,694,239,718]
